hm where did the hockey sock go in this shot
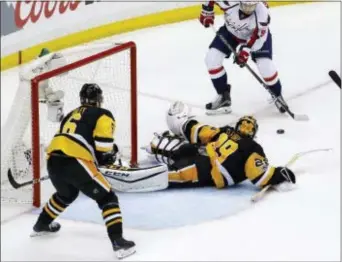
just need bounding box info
[268,80,282,97]
[209,67,228,94]
[101,202,123,241]
[37,193,70,225]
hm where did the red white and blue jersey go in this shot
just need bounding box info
[205,1,271,51]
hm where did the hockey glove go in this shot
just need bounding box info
[234,44,251,67]
[268,167,296,186]
[99,144,119,166]
[199,4,215,28]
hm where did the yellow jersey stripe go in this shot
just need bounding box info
[47,135,94,162]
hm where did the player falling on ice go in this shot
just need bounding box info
[31,83,135,259]
[200,1,289,114]
[145,101,296,191]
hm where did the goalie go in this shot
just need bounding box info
[145,101,296,190]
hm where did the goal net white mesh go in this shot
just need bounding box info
[1,42,136,206]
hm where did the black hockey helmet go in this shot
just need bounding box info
[80,83,103,107]
[235,115,258,139]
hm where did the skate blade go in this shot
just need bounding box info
[115,247,136,260]
[205,107,232,116]
[30,231,57,237]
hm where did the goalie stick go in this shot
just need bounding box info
[328,70,341,88]
[210,25,309,121]
[251,148,333,203]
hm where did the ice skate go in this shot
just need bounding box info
[112,237,136,259]
[30,221,61,237]
[206,86,232,115]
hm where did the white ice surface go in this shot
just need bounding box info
[1,2,340,261]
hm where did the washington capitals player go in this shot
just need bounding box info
[200,1,288,114]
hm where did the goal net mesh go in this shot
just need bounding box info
[1,42,137,206]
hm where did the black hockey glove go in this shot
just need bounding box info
[268,167,296,186]
[98,144,119,166]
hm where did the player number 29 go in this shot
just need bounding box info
[216,134,238,163]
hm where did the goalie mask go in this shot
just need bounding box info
[80,83,103,107]
[235,115,258,139]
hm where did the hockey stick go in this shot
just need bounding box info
[250,148,333,202]
[328,70,341,88]
[210,25,309,121]
[7,168,50,189]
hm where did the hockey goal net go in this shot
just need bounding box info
[1,42,137,208]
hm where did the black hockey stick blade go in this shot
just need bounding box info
[7,169,49,189]
[7,169,22,189]
[328,70,341,88]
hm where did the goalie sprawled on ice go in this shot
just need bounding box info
[133,101,296,191]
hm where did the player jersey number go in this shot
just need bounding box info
[62,107,86,134]
[215,133,238,163]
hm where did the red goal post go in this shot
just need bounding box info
[2,42,137,208]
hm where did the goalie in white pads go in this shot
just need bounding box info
[145,101,296,190]
[26,48,67,122]
[200,1,289,114]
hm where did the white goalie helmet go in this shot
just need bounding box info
[239,1,258,15]
[166,101,192,136]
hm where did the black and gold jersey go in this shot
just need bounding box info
[46,106,115,163]
[183,120,276,188]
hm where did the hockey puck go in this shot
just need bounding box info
[277,129,285,134]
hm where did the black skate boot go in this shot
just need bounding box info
[206,85,232,115]
[273,95,288,114]
[112,237,136,259]
[30,221,61,237]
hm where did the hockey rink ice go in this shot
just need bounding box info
[1,2,340,261]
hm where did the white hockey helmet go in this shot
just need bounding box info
[239,1,258,15]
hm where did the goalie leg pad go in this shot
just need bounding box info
[145,130,201,167]
[101,164,169,192]
[145,131,189,165]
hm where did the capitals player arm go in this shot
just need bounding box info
[246,3,271,48]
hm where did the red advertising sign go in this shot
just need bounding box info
[14,1,82,28]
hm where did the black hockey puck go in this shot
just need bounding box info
[277,129,285,134]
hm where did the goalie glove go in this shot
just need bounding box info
[267,167,296,192]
